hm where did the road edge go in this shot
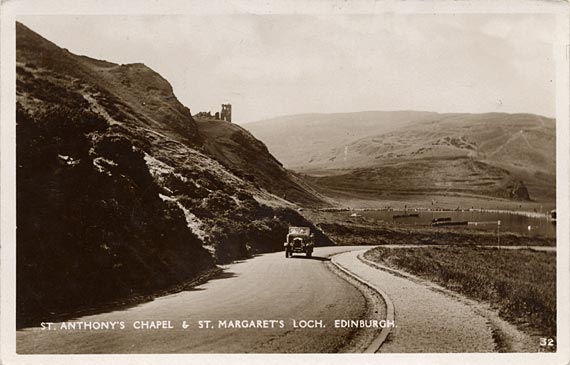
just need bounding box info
[330,250,395,353]
[356,247,539,352]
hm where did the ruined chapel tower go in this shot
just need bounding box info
[221,104,232,123]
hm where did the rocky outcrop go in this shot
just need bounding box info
[508,180,531,201]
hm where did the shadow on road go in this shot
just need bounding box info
[289,255,331,262]
[188,270,239,291]
[18,270,240,330]
[208,270,238,281]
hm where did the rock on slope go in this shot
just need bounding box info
[16,22,329,327]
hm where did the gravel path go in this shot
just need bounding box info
[333,249,497,352]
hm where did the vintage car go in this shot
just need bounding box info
[284,226,314,258]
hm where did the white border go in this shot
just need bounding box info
[1,1,569,364]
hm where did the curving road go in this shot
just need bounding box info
[335,248,536,352]
[17,244,531,354]
[17,246,377,354]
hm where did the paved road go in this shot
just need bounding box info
[18,244,530,354]
[17,246,374,354]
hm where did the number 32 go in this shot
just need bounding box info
[540,338,555,347]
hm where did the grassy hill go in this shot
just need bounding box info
[245,112,556,204]
[245,111,439,170]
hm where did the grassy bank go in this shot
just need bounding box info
[364,246,556,339]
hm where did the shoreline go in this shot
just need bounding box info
[318,207,552,219]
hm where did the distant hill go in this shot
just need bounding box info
[16,22,330,326]
[245,111,439,169]
[245,112,556,203]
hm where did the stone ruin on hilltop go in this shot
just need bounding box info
[194,104,232,123]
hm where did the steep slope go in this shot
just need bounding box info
[17,22,323,208]
[16,22,330,327]
[16,22,200,146]
[245,112,555,203]
[195,118,328,206]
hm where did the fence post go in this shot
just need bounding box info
[497,220,501,250]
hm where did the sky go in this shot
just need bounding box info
[19,14,556,124]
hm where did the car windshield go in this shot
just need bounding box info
[289,227,310,235]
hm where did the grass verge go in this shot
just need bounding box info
[364,246,556,340]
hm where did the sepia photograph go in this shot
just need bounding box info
[1,1,568,364]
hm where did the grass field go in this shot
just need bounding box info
[364,246,556,339]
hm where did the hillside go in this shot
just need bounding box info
[245,112,556,203]
[245,111,439,170]
[16,21,201,146]
[194,117,328,206]
[16,22,329,327]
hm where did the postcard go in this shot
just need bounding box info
[1,1,568,364]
